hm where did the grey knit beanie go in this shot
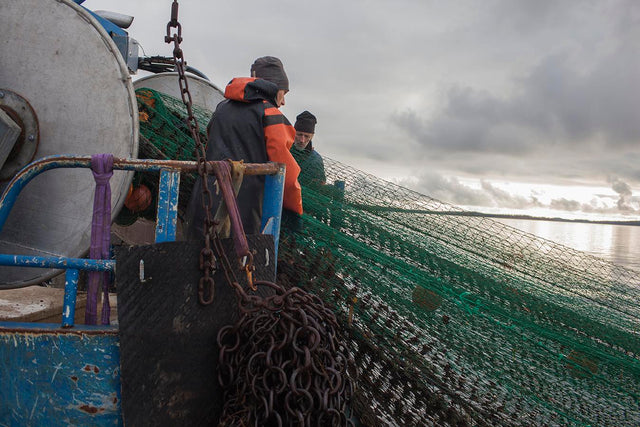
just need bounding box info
[250,56,289,91]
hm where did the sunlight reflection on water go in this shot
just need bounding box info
[494,219,640,272]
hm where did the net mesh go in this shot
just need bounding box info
[133,87,640,426]
[278,160,640,426]
[127,88,211,220]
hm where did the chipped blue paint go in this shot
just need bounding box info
[0,254,115,271]
[0,155,283,235]
[0,155,286,425]
[79,5,127,38]
[62,269,80,328]
[261,163,286,269]
[0,324,121,426]
[154,170,180,243]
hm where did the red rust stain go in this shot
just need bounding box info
[83,364,100,373]
[70,376,78,382]
[78,404,104,414]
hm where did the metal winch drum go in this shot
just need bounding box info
[0,0,139,288]
[133,72,224,110]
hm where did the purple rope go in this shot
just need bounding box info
[211,161,249,258]
[85,154,113,325]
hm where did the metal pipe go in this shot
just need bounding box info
[62,269,80,328]
[0,155,282,233]
[0,254,115,271]
[261,163,286,270]
[155,169,180,243]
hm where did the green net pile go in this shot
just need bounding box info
[116,88,211,225]
[278,157,640,426]
[132,87,640,426]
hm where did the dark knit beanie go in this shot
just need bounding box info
[294,111,317,134]
[250,56,289,91]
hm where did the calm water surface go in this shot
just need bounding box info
[494,218,640,272]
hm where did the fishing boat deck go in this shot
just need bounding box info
[0,285,117,324]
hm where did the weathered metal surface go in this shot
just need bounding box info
[0,155,280,289]
[261,163,286,268]
[93,11,134,30]
[115,238,275,426]
[0,254,115,272]
[133,72,225,112]
[154,170,180,243]
[0,323,121,426]
[61,269,80,328]
[0,108,21,171]
[0,287,71,323]
[0,89,40,180]
[0,0,138,287]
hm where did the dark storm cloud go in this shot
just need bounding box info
[400,172,637,216]
[392,87,541,156]
[396,173,492,207]
[480,181,541,209]
[394,45,640,157]
[389,0,640,188]
[522,50,640,147]
[609,177,635,211]
[86,0,639,215]
[549,198,582,212]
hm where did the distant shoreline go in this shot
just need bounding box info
[355,204,640,225]
[455,211,640,226]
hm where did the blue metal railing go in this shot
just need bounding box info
[0,155,285,327]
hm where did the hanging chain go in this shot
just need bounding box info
[165,0,217,305]
[217,280,356,426]
[163,4,355,425]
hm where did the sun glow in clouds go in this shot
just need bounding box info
[460,178,639,221]
[391,173,640,222]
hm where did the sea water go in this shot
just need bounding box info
[495,218,640,272]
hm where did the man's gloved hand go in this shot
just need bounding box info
[281,209,303,233]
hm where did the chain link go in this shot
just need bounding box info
[165,0,217,305]
[164,5,356,423]
[217,281,356,426]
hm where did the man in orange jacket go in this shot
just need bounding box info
[185,56,302,237]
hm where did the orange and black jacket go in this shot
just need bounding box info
[185,77,302,236]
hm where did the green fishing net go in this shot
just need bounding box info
[278,158,640,426]
[115,88,210,224]
[131,87,640,426]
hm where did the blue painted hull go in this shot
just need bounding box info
[0,323,121,426]
[0,156,286,425]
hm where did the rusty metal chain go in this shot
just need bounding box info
[165,4,356,424]
[217,280,357,426]
[165,0,217,305]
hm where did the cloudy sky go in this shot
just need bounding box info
[85,0,640,220]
